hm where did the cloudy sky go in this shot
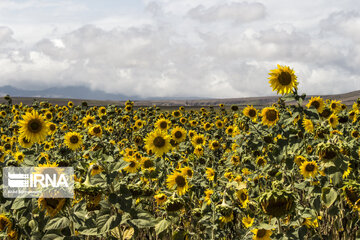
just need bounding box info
[0,0,359,98]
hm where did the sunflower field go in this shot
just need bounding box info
[0,65,360,240]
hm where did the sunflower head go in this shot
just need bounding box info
[18,110,49,143]
[144,129,172,157]
[38,197,66,217]
[268,64,298,95]
[259,187,295,218]
[261,107,279,127]
[251,229,272,240]
[166,171,188,196]
[317,142,339,162]
[306,97,325,113]
[64,132,83,151]
[300,160,318,178]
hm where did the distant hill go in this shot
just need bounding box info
[0,85,359,107]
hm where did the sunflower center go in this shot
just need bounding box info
[265,110,277,121]
[187,170,193,177]
[70,135,79,144]
[46,198,60,209]
[248,109,256,118]
[174,131,182,139]
[311,101,320,109]
[87,119,94,125]
[212,142,219,148]
[28,119,42,133]
[129,161,136,168]
[143,160,153,168]
[240,193,247,201]
[305,164,315,172]
[331,103,337,109]
[257,229,267,238]
[93,127,101,134]
[228,128,233,133]
[278,72,292,86]
[49,125,56,131]
[175,175,186,187]
[196,138,204,144]
[353,131,359,138]
[159,122,167,129]
[330,118,334,124]
[153,136,166,148]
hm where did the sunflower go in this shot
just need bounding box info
[123,157,139,173]
[18,110,49,143]
[44,111,53,121]
[256,156,267,167]
[231,155,241,166]
[328,114,339,128]
[140,157,154,169]
[194,145,204,157]
[0,146,7,162]
[302,118,314,133]
[166,171,188,196]
[89,125,103,138]
[242,215,254,228]
[48,123,57,135]
[329,100,342,113]
[294,155,307,167]
[268,64,298,95]
[251,229,272,240]
[205,168,215,181]
[38,197,66,217]
[18,135,33,148]
[300,160,318,178]
[172,110,182,118]
[171,126,187,143]
[98,106,107,116]
[261,107,279,127]
[180,166,193,178]
[82,115,96,127]
[215,120,224,129]
[64,132,83,151]
[144,129,172,157]
[203,122,213,131]
[351,130,360,139]
[216,203,234,223]
[243,105,258,121]
[306,96,325,113]
[0,214,12,231]
[89,163,103,176]
[155,118,171,131]
[209,140,220,151]
[191,134,206,147]
[154,193,167,205]
[204,189,213,205]
[14,151,25,163]
[236,189,249,208]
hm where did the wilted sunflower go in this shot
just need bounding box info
[268,64,298,95]
[216,203,234,223]
[328,113,339,128]
[236,189,249,208]
[205,168,215,181]
[243,105,258,122]
[64,132,83,151]
[242,215,254,228]
[155,118,171,131]
[166,171,188,196]
[302,118,314,133]
[261,107,279,127]
[38,197,66,217]
[18,110,49,143]
[144,129,172,157]
[300,160,318,178]
[251,229,272,240]
[171,126,187,143]
[154,193,167,205]
[306,97,325,113]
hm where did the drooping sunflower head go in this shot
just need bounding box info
[38,197,66,217]
[64,132,83,151]
[268,64,298,95]
[260,188,295,218]
[154,193,167,205]
[216,202,234,224]
[18,110,49,143]
[261,107,279,127]
[342,180,360,212]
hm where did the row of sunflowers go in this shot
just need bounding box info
[0,65,359,239]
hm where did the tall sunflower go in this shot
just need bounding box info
[171,126,187,143]
[166,171,188,196]
[300,160,318,178]
[144,129,172,157]
[306,97,325,113]
[243,105,258,122]
[18,110,49,143]
[64,132,83,151]
[261,107,279,127]
[268,64,298,95]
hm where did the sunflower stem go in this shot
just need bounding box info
[277,217,282,234]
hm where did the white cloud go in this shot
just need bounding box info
[0,0,359,98]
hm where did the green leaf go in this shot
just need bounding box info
[321,187,338,208]
[44,217,70,230]
[98,213,122,234]
[155,219,171,236]
[173,230,187,240]
[11,198,26,210]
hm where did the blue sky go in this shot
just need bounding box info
[0,0,359,98]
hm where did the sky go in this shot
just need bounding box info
[0,0,359,98]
